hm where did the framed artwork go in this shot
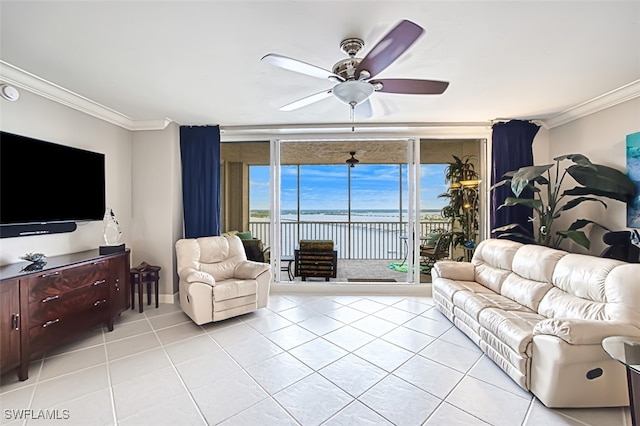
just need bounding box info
[628,132,640,228]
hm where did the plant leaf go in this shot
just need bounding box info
[554,154,597,170]
[559,196,607,211]
[556,230,591,250]
[563,186,630,203]
[494,232,537,244]
[510,165,553,197]
[498,197,543,211]
[567,164,636,200]
[567,218,611,232]
[489,179,512,190]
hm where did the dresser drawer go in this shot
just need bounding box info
[27,260,109,303]
[28,297,111,354]
[29,281,109,324]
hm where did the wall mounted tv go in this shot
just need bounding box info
[0,131,106,238]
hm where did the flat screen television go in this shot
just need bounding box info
[0,130,106,237]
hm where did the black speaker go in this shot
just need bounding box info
[0,222,77,238]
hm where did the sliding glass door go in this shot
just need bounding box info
[271,138,420,284]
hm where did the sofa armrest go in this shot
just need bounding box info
[235,261,271,279]
[179,267,215,286]
[533,318,640,345]
[432,260,475,281]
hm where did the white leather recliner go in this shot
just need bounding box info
[176,235,271,325]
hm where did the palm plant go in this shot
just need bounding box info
[439,155,479,249]
[492,154,636,250]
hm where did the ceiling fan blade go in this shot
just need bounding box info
[279,89,333,111]
[355,19,424,79]
[262,53,343,81]
[373,79,449,94]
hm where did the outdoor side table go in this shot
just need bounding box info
[281,255,295,281]
[130,262,161,313]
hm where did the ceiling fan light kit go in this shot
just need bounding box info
[332,81,374,107]
[262,19,450,128]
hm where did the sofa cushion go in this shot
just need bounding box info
[237,231,253,240]
[604,264,640,324]
[511,244,565,283]
[537,254,625,321]
[479,308,544,356]
[453,291,532,321]
[213,279,257,302]
[501,274,553,312]
[433,278,493,302]
[472,239,522,293]
[537,288,606,320]
[552,254,623,302]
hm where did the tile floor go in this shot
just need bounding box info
[0,294,632,425]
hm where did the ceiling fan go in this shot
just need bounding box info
[346,151,360,167]
[261,19,449,121]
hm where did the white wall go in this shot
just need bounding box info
[131,123,183,300]
[0,89,132,265]
[536,97,640,254]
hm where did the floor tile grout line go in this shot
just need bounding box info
[101,326,119,426]
[113,314,210,426]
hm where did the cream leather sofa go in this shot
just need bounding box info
[432,238,640,408]
[176,235,271,325]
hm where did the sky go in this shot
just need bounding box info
[249,163,449,211]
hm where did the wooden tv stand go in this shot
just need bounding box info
[0,249,130,381]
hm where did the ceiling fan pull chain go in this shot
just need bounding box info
[350,102,355,132]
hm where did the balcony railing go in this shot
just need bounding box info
[249,220,451,260]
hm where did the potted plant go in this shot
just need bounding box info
[492,154,636,250]
[439,155,480,255]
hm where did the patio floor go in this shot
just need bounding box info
[279,259,432,284]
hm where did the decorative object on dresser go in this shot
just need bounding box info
[19,253,47,272]
[130,262,161,313]
[99,208,125,255]
[0,249,130,381]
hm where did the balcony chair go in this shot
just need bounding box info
[295,240,338,281]
[600,230,640,263]
[420,232,453,273]
[221,230,270,263]
[176,235,271,325]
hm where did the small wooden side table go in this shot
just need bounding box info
[130,262,161,313]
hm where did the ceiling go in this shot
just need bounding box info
[1,1,639,135]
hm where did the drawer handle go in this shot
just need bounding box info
[42,319,60,328]
[39,271,59,278]
[93,279,107,286]
[11,314,19,330]
[93,299,107,307]
[92,260,105,265]
[42,295,59,303]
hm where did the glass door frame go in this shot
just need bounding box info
[269,137,421,285]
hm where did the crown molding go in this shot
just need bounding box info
[219,122,493,141]
[0,61,172,131]
[2,60,637,133]
[544,79,640,129]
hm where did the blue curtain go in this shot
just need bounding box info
[490,120,540,240]
[179,125,221,238]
